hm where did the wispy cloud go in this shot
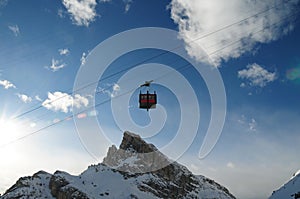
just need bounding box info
[62,0,97,26]
[226,162,235,169]
[111,83,120,97]
[0,79,16,89]
[42,91,89,113]
[30,122,36,128]
[80,52,87,66]
[58,8,66,18]
[8,25,20,37]
[98,83,120,98]
[248,118,257,132]
[238,63,277,87]
[59,48,70,55]
[169,0,299,65]
[113,83,120,92]
[238,114,257,132]
[35,95,42,102]
[47,58,66,72]
[124,4,130,13]
[0,0,8,7]
[16,93,32,103]
[240,82,246,88]
[123,0,132,13]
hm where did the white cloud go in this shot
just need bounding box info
[62,0,97,26]
[190,163,200,172]
[169,0,299,65]
[58,8,66,18]
[80,52,87,66]
[8,25,20,37]
[123,0,132,13]
[0,79,16,89]
[53,118,61,123]
[104,83,120,98]
[110,83,120,97]
[226,162,235,169]
[35,95,42,102]
[17,93,32,103]
[238,115,257,132]
[30,122,36,128]
[238,63,277,87]
[237,114,246,125]
[96,83,120,98]
[47,58,66,72]
[124,3,130,13]
[249,118,257,132]
[59,48,70,55]
[42,91,89,113]
[113,83,120,92]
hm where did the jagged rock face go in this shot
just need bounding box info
[103,131,236,199]
[119,131,158,153]
[102,131,201,197]
[1,131,236,199]
[49,171,89,199]
[103,131,171,173]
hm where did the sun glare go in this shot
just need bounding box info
[0,119,22,146]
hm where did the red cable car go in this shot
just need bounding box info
[139,80,157,111]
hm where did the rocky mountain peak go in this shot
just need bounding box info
[100,132,235,199]
[102,131,170,173]
[1,131,236,199]
[119,131,158,153]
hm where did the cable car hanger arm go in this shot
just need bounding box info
[140,80,154,87]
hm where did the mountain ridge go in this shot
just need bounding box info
[269,170,300,199]
[1,131,236,199]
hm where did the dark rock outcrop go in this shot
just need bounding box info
[119,131,158,153]
[103,131,170,174]
[49,171,89,199]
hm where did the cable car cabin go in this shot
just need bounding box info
[139,91,157,111]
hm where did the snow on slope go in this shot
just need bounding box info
[1,131,236,199]
[53,164,157,199]
[49,162,235,199]
[1,171,54,199]
[269,170,300,199]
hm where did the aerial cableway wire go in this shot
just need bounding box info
[12,0,298,120]
[0,62,194,149]
[15,6,300,128]
[2,2,299,149]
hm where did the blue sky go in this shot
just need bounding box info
[0,0,300,198]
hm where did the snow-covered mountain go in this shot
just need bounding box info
[1,131,236,199]
[269,170,300,199]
